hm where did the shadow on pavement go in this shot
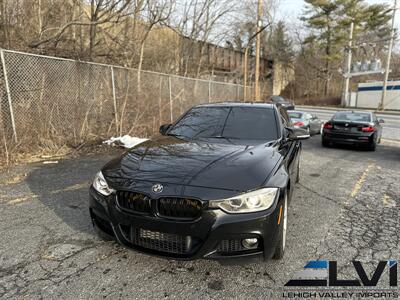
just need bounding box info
[303,135,400,168]
[25,152,120,235]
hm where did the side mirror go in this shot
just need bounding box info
[159,124,172,135]
[286,127,310,141]
[378,119,385,124]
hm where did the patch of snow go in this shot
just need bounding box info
[103,135,148,149]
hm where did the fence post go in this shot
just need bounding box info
[208,77,211,103]
[0,50,17,143]
[169,76,173,123]
[159,75,162,125]
[236,84,240,101]
[181,79,185,115]
[110,66,118,134]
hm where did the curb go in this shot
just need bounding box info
[381,138,400,144]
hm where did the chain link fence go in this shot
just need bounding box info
[0,49,255,161]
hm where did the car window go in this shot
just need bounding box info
[333,112,371,122]
[223,108,278,140]
[271,96,285,103]
[280,114,288,127]
[279,108,292,127]
[288,112,303,119]
[169,107,229,138]
[168,107,278,141]
[305,113,312,120]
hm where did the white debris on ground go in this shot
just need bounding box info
[103,135,148,149]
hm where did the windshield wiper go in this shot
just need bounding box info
[166,133,186,139]
[209,135,240,140]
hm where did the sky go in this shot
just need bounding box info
[278,0,399,26]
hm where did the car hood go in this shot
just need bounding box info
[102,136,281,192]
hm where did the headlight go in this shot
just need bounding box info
[209,188,279,214]
[93,171,115,196]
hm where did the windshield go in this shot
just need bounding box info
[168,107,278,141]
[288,112,303,119]
[271,96,285,103]
[333,112,371,122]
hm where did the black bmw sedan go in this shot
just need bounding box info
[89,103,309,262]
[322,111,384,151]
[269,95,295,110]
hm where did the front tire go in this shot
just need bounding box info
[367,140,377,151]
[322,139,329,147]
[94,225,115,241]
[273,193,288,260]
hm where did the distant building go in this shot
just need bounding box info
[355,81,400,110]
[178,37,294,97]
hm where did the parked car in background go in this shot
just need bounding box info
[322,111,384,151]
[269,95,295,110]
[89,103,310,262]
[288,111,324,135]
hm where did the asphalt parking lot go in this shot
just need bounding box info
[0,136,399,299]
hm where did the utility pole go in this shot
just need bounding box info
[342,22,354,107]
[243,23,269,102]
[254,0,262,101]
[379,0,397,111]
[244,47,249,101]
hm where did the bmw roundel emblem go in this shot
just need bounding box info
[152,184,163,194]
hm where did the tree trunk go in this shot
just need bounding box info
[89,0,97,60]
[324,58,330,97]
[324,23,332,97]
[38,0,42,35]
[137,40,145,94]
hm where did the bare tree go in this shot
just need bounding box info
[164,0,238,77]
[28,0,133,58]
[137,0,173,91]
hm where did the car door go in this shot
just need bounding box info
[303,113,312,133]
[307,114,319,133]
[304,113,314,132]
[310,114,322,134]
[372,113,382,141]
[278,108,300,194]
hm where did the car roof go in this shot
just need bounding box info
[287,110,304,114]
[196,102,275,109]
[334,110,372,115]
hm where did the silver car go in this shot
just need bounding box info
[288,111,324,135]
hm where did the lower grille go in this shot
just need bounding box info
[133,228,192,254]
[217,239,247,253]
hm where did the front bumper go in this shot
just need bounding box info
[89,186,283,261]
[322,130,374,146]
